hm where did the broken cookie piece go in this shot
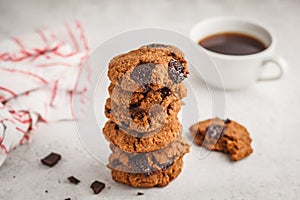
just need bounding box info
[189,118,253,161]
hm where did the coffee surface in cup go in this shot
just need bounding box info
[199,32,266,55]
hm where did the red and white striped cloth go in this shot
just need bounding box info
[0,21,89,167]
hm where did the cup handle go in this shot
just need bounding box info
[258,56,287,81]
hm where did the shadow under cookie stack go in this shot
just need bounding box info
[103,44,190,188]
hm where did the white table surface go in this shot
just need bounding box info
[0,0,300,199]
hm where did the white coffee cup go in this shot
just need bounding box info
[190,17,287,90]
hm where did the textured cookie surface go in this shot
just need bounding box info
[108,135,190,173]
[189,118,253,161]
[111,157,183,188]
[139,43,185,59]
[102,118,182,153]
[108,82,187,109]
[108,44,188,92]
[105,98,182,133]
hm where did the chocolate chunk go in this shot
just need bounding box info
[68,176,80,185]
[131,63,156,86]
[106,108,112,114]
[131,109,147,120]
[146,43,168,48]
[41,152,61,167]
[65,198,71,200]
[143,84,152,91]
[158,160,174,171]
[111,159,122,168]
[129,154,151,173]
[158,87,171,99]
[151,154,174,171]
[121,121,129,128]
[143,171,153,177]
[115,124,119,130]
[91,180,105,194]
[136,132,144,139]
[45,190,48,193]
[206,124,225,139]
[223,118,231,124]
[168,59,186,83]
[129,102,140,110]
[137,192,144,196]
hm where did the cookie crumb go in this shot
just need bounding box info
[45,190,48,193]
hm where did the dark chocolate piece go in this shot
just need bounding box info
[131,63,156,86]
[121,121,129,128]
[130,109,147,120]
[206,124,225,139]
[158,87,171,99]
[111,159,122,168]
[137,192,144,195]
[129,102,140,110]
[68,176,80,185]
[41,152,61,167]
[91,180,105,194]
[223,118,231,124]
[106,109,112,114]
[158,160,174,171]
[146,43,168,48]
[129,154,151,174]
[168,59,186,83]
[151,154,174,171]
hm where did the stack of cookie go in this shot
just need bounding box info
[103,44,190,188]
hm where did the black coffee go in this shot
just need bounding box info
[199,32,267,55]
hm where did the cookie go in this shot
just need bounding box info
[108,82,187,109]
[111,156,183,188]
[139,43,185,59]
[108,135,190,173]
[189,118,253,161]
[102,118,182,153]
[105,98,182,134]
[108,44,189,92]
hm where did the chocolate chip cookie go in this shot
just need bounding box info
[108,82,187,109]
[108,135,190,173]
[108,44,189,92]
[105,98,182,134]
[139,43,185,59]
[189,118,253,161]
[102,118,182,153]
[111,156,183,188]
